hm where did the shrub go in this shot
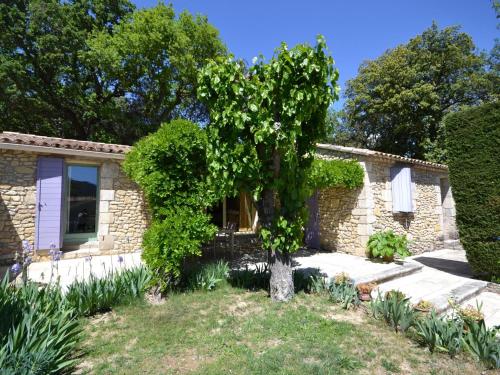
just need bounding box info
[414,311,463,356]
[123,119,213,219]
[142,208,217,291]
[186,261,230,291]
[462,320,500,369]
[229,264,270,291]
[444,102,500,278]
[367,230,410,261]
[308,158,365,190]
[369,292,416,333]
[124,120,218,291]
[0,275,81,374]
[329,276,359,310]
[65,266,151,317]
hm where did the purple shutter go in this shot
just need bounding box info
[35,157,64,250]
[391,165,413,213]
[305,191,320,249]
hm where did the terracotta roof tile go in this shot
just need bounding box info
[0,132,131,155]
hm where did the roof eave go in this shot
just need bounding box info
[0,142,126,160]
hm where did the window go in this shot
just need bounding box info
[65,165,99,236]
[390,165,413,213]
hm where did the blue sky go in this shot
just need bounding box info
[132,1,498,108]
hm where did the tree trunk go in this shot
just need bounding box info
[269,249,294,301]
[254,148,294,302]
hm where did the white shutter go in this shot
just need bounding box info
[391,165,413,213]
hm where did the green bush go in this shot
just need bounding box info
[369,292,416,333]
[308,158,365,190]
[123,119,213,219]
[445,102,500,278]
[328,277,360,310]
[65,266,151,317]
[415,311,463,356]
[185,261,230,291]
[142,208,217,291]
[462,319,500,369]
[367,230,411,261]
[124,119,218,291]
[0,275,81,374]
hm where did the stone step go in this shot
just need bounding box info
[61,248,101,260]
[373,267,488,314]
[353,261,423,286]
[443,239,463,251]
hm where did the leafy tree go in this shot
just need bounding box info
[0,1,225,143]
[198,37,363,301]
[123,120,217,291]
[86,3,226,141]
[343,23,497,162]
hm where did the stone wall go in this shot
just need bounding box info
[316,148,450,256]
[101,161,149,253]
[0,150,37,261]
[0,149,149,262]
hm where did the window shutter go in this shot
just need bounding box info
[35,157,64,250]
[391,165,413,213]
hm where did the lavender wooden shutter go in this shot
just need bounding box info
[35,157,64,250]
[391,165,413,213]
[305,192,320,249]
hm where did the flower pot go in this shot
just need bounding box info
[359,293,372,302]
[383,254,394,263]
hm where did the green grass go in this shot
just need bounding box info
[80,285,490,374]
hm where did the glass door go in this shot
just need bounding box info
[64,165,99,242]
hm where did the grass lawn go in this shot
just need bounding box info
[79,284,490,374]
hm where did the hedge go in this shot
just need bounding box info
[444,102,500,279]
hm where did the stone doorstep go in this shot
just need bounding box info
[352,261,423,286]
[430,280,488,314]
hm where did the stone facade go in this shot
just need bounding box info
[0,149,149,263]
[315,147,455,256]
[0,150,37,261]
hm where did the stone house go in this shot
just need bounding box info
[0,132,148,263]
[0,132,459,264]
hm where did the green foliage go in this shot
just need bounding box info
[123,119,212,219]
[142,208,217,291]
[328,278,360,310]
[445,102,500,279]
[198,36,339,261]
[0,1,225,143]
[308,158,364,190]
[186,261,230,291]
[124,119,218,291]
[229,264,271,291]
[344,22,497,161]
[367,230,411,261]
[415,311,464,356]
[369,292,416,333]
[0,275,81,374]
[462,320,500,369]
[65,266,151,317]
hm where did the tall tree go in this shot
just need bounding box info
[199,37,364,301]
[343,23,497,161]
[0,1,225,143]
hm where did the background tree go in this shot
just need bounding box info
[343,23,497,162]
[0,1,225,143]
[199,37,364,301]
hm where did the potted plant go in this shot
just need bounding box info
[385,289,406,301]
[366,230,411,262]
[356,282,377,301]
[414,300,434,313]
